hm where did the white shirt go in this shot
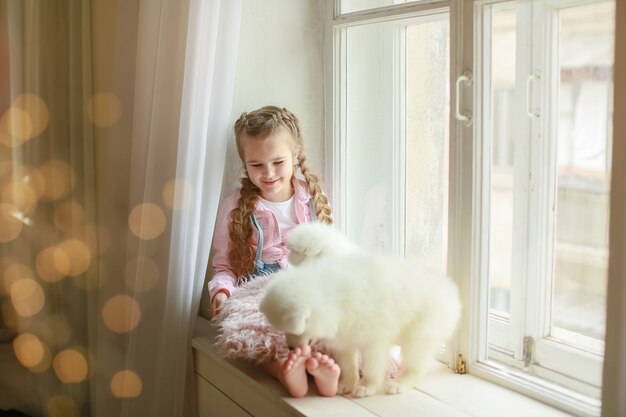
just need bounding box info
[259,196,298,237]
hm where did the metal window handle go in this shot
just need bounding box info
[455,70,474,126]
[455,71,473,127]
[526,72,541,118]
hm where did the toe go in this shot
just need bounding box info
[305,357,319,372]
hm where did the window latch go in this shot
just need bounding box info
[456,353,467,374]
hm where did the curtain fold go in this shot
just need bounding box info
[0,1,242,416]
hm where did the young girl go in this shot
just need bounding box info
[209,105,340,398]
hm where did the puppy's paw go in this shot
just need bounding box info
[338,377,357,395]
[384,379,411,395]
[338,383,354,395]
[351,384,377,398]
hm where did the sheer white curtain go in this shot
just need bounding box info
[167,1,242,416]
[0,0,241,416]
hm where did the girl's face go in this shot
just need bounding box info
[242,128,297,202]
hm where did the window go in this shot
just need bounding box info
[475,1,613,412]
[327,0,615,415]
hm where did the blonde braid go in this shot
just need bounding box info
[275,107,333,224]
[298,155,333,224]
[227,177,260,279]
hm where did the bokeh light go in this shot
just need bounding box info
[0,129,11,148]
[12,332,46,369]
[47,394,80,417]
[0,203,23,242]
[39,160,76,201]
[0,159,14,177]
[0,107,33,146]
[58,238,92,276]
[102,294,141,333]
[13,93,49,139]
[86,92,122,127]
[0,161,44,191]
[54,201,87,233]
[1,179,38,215]
[0,125,12,148]
[111,370,143,398]
[36,246,71,283]
[128,202,166,240]
[53,349,89,384]
[3,263,35,292]
[21,165,46,199]
[162,179,193,210]
[10,278,45,317]
[124,256,160,293]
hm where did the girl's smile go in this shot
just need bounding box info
[243,128,296,202]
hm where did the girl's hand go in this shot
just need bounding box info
[211,292,229,317]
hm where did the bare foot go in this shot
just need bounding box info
[279,345,311,397]
[306,352,341,397]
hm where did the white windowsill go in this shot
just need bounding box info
[192,317,573,417]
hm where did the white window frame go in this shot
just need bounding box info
[324,0,615,416]
[472,1,609,415]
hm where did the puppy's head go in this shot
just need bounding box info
[286,222,357,266]
[260,274,312,347]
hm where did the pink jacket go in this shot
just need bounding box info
[208,178,316,301]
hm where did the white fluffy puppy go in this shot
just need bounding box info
[260,223,461,397]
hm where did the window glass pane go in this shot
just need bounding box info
[405,19,449,272]
[489,4,517,314]
[345,22,395,252]
[340,0,424,15]
[344,16,449,270]
[552,1,614,341]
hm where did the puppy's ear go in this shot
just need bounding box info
[281,305,311,335]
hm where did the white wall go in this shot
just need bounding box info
[602,2,626,415]
[222,0,327,196]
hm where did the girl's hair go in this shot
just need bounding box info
[227,105,333,278]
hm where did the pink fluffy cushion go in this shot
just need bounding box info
[212,274,304,364]
[211,274,401,378]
